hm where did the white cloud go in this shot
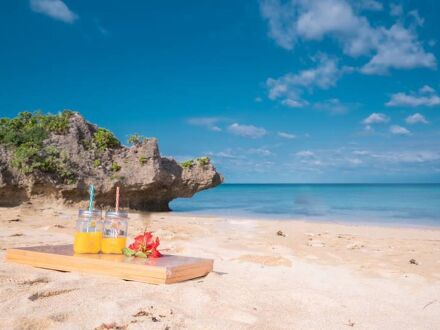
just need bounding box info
[208,126,221,132]
[408,10,424,27]
[390,125,411,136]
[260,0,298,50]
[406,113,429,125]
[387,93,440,107]
[273,56,342,91]
[187,117,222,131]
[389,3,403,17]
[363,124,374,132]
[295,150,315,158]
[313,98,350,115]
[386,151,439,163]
[227,123,267,138]
[386,86,440,107]
[216,151,234,158]
[247,148,273,156]
[362,113,389,125]
[361,150,440,163]
[97,24,110,37]
[420,85,435,94]
[294,150,326,166]
[295,147,440,171]
[294,150,322,166]
[295,0,359,41]
[282,98,308,108]
[260,0,436,74]
[267,56,348,107]
[280,147,440,176]
[353,150,370,156]
[360,24,436,74]
[30,0,77,23]
[278,131,296,139]
[346,157,363,165]
[357,0,383,11]
[207,149,243,159]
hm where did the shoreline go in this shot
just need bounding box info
[167,209,440,230]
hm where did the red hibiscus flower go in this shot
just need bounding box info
[124,231,162,258]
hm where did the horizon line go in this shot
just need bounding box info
[221,182,440,185]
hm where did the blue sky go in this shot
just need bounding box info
[1,0,440,183]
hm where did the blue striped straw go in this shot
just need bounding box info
[88,184,94,211]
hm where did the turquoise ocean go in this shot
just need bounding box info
[170,184,440,227]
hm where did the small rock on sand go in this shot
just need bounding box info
[409,258,418,265]
[276,230,286,237]
[308,240,325,247]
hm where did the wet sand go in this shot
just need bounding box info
[1,202,439,329]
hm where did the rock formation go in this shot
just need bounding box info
[0,111,223,210]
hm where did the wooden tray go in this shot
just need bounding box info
[6,245,213,284]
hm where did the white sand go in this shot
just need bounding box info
[1,202,439,329]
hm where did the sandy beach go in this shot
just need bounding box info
[3,0,440,329]
[1,202,439,330]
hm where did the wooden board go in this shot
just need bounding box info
[6,245,213,284]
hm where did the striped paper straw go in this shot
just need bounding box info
[88,184,94,211]
[115,186,120,212]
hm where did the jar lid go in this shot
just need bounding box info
[78,209,102,217]
[105,210,128,218]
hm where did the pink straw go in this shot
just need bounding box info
[115,186,120,212]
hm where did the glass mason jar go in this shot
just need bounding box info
[73,209,103,254]
[101,211,128,254]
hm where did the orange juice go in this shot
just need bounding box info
[101,237,126,254]
[74,232,102,254]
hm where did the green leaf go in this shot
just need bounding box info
[122,247,135,257]
[134,251,147,258]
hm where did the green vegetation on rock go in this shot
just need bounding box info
[45,110,74,134]
[10,142,76,183]
[110,174,126,181]
[128,134,147,145]
[93,159,101,168]
[81,138,93,150]
[180,157,210,169]
[93,128,120,151]
[197,156,210,166]
[10,143,40,174]
[139,156,147,165]
[0,110,73,147]
[0,111,76,183]
[111,162,121,172]
[180,159,195,168]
